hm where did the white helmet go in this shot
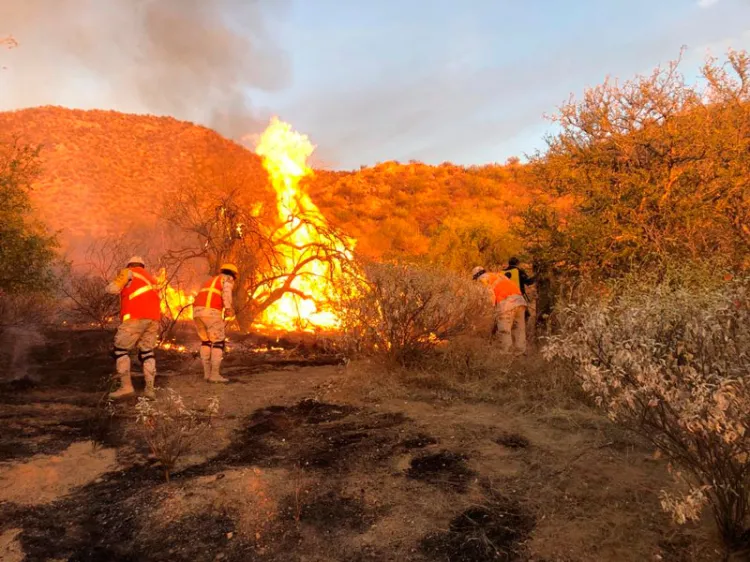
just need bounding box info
[127,255,145,267]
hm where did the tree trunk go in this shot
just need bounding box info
[233,281,255,333]
[533,259,555,334]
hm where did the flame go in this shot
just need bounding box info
[156,268,194,321]
[253,117,356,332]
[249,346,285,353]
[159,342,187,353]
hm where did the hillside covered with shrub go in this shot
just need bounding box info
[0,106,275,252]
[307,160,542,266]
[0,106,541,269]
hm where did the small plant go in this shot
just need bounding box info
[135,389,219,482]
[545,273,750,553]
[89,386,117,450]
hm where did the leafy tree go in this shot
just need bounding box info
[307,161,532,263]
[0,139,58,295]
[521,50,750,285]
[429,219,521,273]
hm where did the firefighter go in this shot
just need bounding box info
[472,266,528,354]
[105,256,162,399]
[192,263,238,383]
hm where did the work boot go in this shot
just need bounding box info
[207,347,228,383]
[201,360,212,381]
[200,344,212,381]
[143,381,156,399]
[109,375,135,399]
[142,360,157,399]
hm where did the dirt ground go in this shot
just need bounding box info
[0,328,723,562]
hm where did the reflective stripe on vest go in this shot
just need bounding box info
[195,276,223,310]
[120,267,161,321]
[128,270,156,300]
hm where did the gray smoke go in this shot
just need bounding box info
[0,0,290,137]
[0,326,46,382]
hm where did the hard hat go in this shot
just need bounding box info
[471,266,486,281]
[220,263,239,277]
[127,255,145,266]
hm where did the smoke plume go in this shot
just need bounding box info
[0,0,290,138]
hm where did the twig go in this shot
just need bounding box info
[552,440,616,476]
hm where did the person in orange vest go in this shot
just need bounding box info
[472,266,528,354]
[192,263,238,383]
[105,256,162,399]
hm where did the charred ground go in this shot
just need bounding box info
[0,328,720,561]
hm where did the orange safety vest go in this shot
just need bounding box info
[481,272,521,306]
[120,267,161,321]
[193,275,224,310]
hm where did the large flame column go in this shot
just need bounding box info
[254,117,355,332]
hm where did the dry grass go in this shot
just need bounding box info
[343,337,588,413]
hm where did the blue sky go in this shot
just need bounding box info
[1,0,750,169]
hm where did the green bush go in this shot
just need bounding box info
[0,140,58,296]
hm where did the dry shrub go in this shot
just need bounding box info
[0,291,55,332]
[394,344,583,409]
[435,335,507,382]
[545,273,750,552]
[340,262,490,365]
[60,272,118,329]
[335,262,582,410]
[135,389,219,482]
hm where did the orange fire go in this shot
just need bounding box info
[156,268,194,321]
[253,117,356,332]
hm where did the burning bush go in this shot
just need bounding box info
[134,389,219,482]
[162,118,357,334]
[340,262,490,365]
[544,272,750,552]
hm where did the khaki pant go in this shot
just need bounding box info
[496,305,527,354]
[193,308,226,343]
[113,318,159,378]
[193,307,227,380]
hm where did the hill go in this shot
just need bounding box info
[1,106,538,268]
[307,161,534,263]
[0,106,274,253]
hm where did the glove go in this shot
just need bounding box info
[224,308,236,320]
